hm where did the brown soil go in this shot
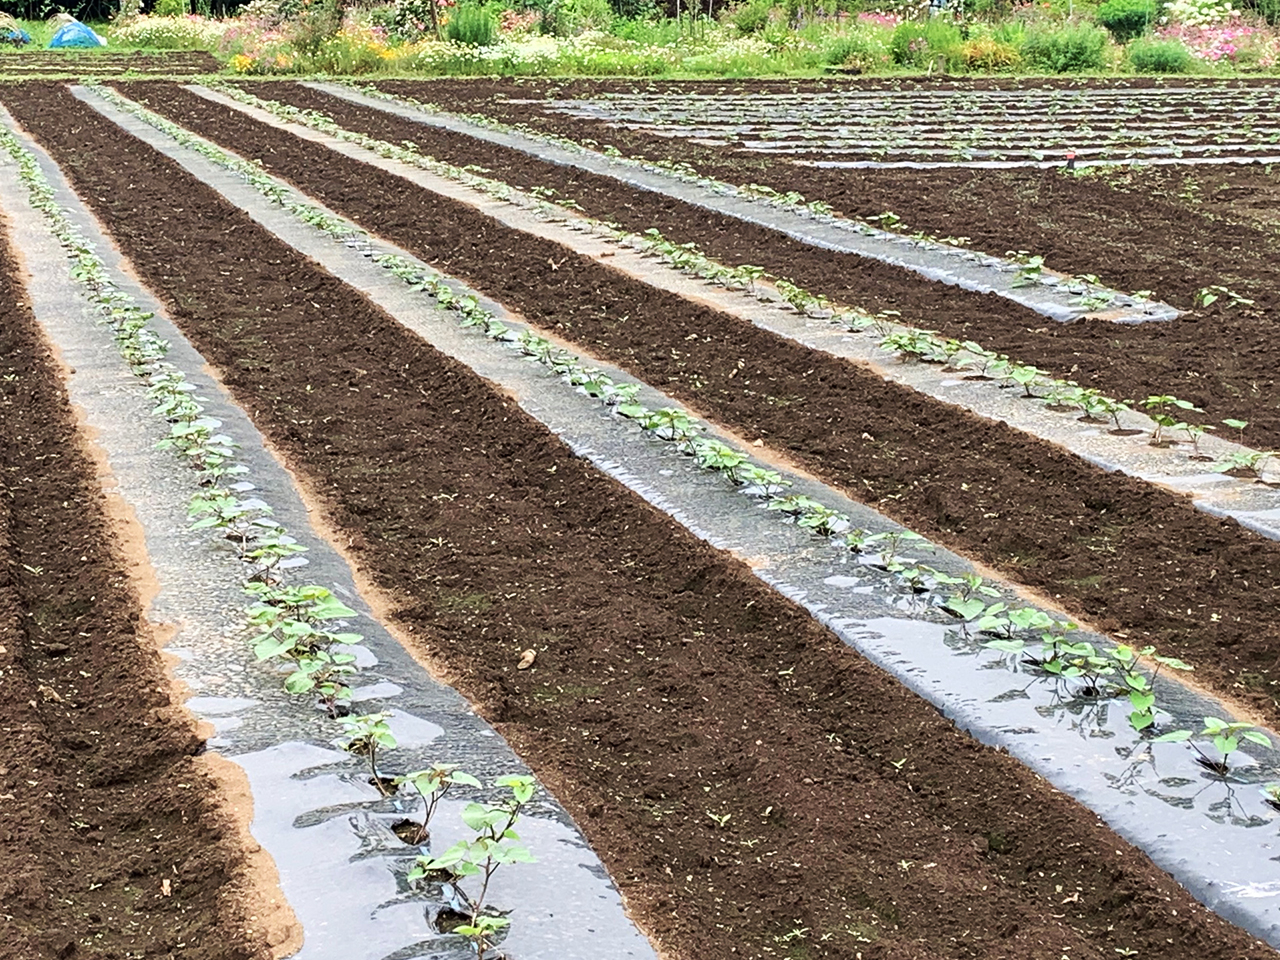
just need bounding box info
[5,79,1278,960]
[115,80,1280,731]
[0,51,220,76]
[0,206,269,958]
[373,77,1280,454]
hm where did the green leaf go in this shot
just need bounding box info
[284,671,316,694]
[1128,690,1155,712]
[1154,729,1192,743]
[461,802,502,833]
[1129,710,1155,732]
[418,841,468,871]
[310,597,357,621]
[254,635,293,660]
[1242,730,1272,748]
[489,843,536,865]
[945,596,987,621]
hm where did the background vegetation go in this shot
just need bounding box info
[2,0,1277,76]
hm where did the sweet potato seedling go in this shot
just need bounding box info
[340,712,399,794]
[412,775,538,959]
[393,765,482,845]
[1156,717,1272,775]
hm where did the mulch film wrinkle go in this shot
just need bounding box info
[111,80,1280,734]
[0,209,267,960]
[2,79,1275,960]
[372,78,1280,454]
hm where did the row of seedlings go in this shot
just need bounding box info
[237,86,1265,478]
[0,119,535,960]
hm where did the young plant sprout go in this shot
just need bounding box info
[735,264,767,295]
[693,439,750,482]
[766,494,824,517]
[739,465,790,496]
[867,211,902,229]
[1008,364,1048,399]
[1222,418,1249,443]
[943,594,991,623]
[879,330,937,361]
[1093,395,1132,432]
[340,712,399,795]
[1039,640,1117,696]
[873,530,930,568]
[393,764,482,845]
[961,344,1006,380]
[870,309,902,338]
[1181,422,1214,459]
[1156,717,1272,775]
[1195,285,1255,309]
[286,650,357,717]
[1140,395,1203,446]
[1211,449,1276,478]
[411,775,538,960]
[243,531,309,584]
[1109,645,1193,732]
[1007,250,1046,287]
[795,503,849,537]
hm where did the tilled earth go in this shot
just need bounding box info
[377,77,1280,456]
[1,77,1278,959]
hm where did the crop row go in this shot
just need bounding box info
[357,82,1280,456]
[561,86,1280,119]
[0,114,536,960]
[343,81,1173,320]
[17,80,1280,958]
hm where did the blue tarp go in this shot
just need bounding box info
[3,27,33,45]
[48,21,107,48]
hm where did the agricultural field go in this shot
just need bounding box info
[2,73,1280,960]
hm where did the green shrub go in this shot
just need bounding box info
[1244,0,1280,23]
[1096,0,1156,41]
[890,18,963,67]
[152,0,187,14]
[821,30,891,70]
[545,0,614,35]
[446,3,499,44]
[728,0,774,34]
[1019,22,1109,71]
[988,20,1027,45]
[1127,36,1195,71]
